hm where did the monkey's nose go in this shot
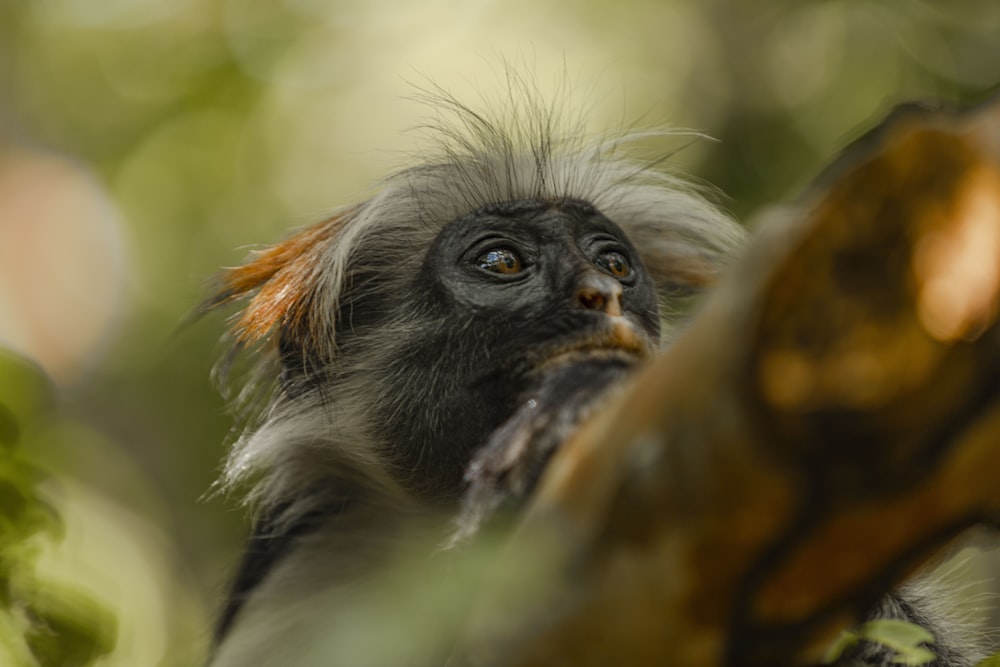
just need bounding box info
[574,272,623,316]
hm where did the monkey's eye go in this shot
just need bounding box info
[595,250,632,280]
[476,248,523,275]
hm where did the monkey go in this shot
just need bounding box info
[201,91,989,667]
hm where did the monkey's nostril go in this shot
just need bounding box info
[577,288,607,312]
[574,272,624,316]
[576,287,625,317]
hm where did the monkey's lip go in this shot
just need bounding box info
[541,317,655,369]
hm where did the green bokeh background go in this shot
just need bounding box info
[0,1,998,664]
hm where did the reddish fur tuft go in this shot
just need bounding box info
[208,209,355,345]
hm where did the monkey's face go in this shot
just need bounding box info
[373,198,660,496]
[429,197,660,367]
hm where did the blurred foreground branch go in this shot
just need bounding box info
[455,97,1000,666]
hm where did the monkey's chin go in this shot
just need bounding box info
[540,316,656,370]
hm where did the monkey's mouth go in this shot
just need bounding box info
[540,317,656,369]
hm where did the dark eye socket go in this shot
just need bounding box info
[595,250,632,280]
[476,247,523,275]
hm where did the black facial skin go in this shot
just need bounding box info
[432,198,658,331]
[377,198,661,499]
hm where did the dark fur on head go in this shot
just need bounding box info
[202,84,748,665]
[204,88,744,526]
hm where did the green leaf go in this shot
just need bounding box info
[857,619,936,666]
[0,403,19,452]
[22,583,118,667]
[857,618,935,646]
[0,352,53,431]
[0,373,117,666]
[823,629,860,664]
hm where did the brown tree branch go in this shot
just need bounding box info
[455,96,1000,667]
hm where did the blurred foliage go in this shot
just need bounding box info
[0,354,116,666]
[823,620,936,666]
[0,0,998,664]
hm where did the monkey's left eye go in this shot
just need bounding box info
[595,250,632,280]
[476,248,524,275]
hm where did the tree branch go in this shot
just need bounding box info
[455,95,1000,667]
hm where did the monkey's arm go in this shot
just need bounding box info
[453,95,1000,667]
[455,357,636,543]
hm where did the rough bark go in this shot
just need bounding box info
[455,96,1000,666]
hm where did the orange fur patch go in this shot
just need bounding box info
[210,209,356,344]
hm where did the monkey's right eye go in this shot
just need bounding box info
[476,248,523,275]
